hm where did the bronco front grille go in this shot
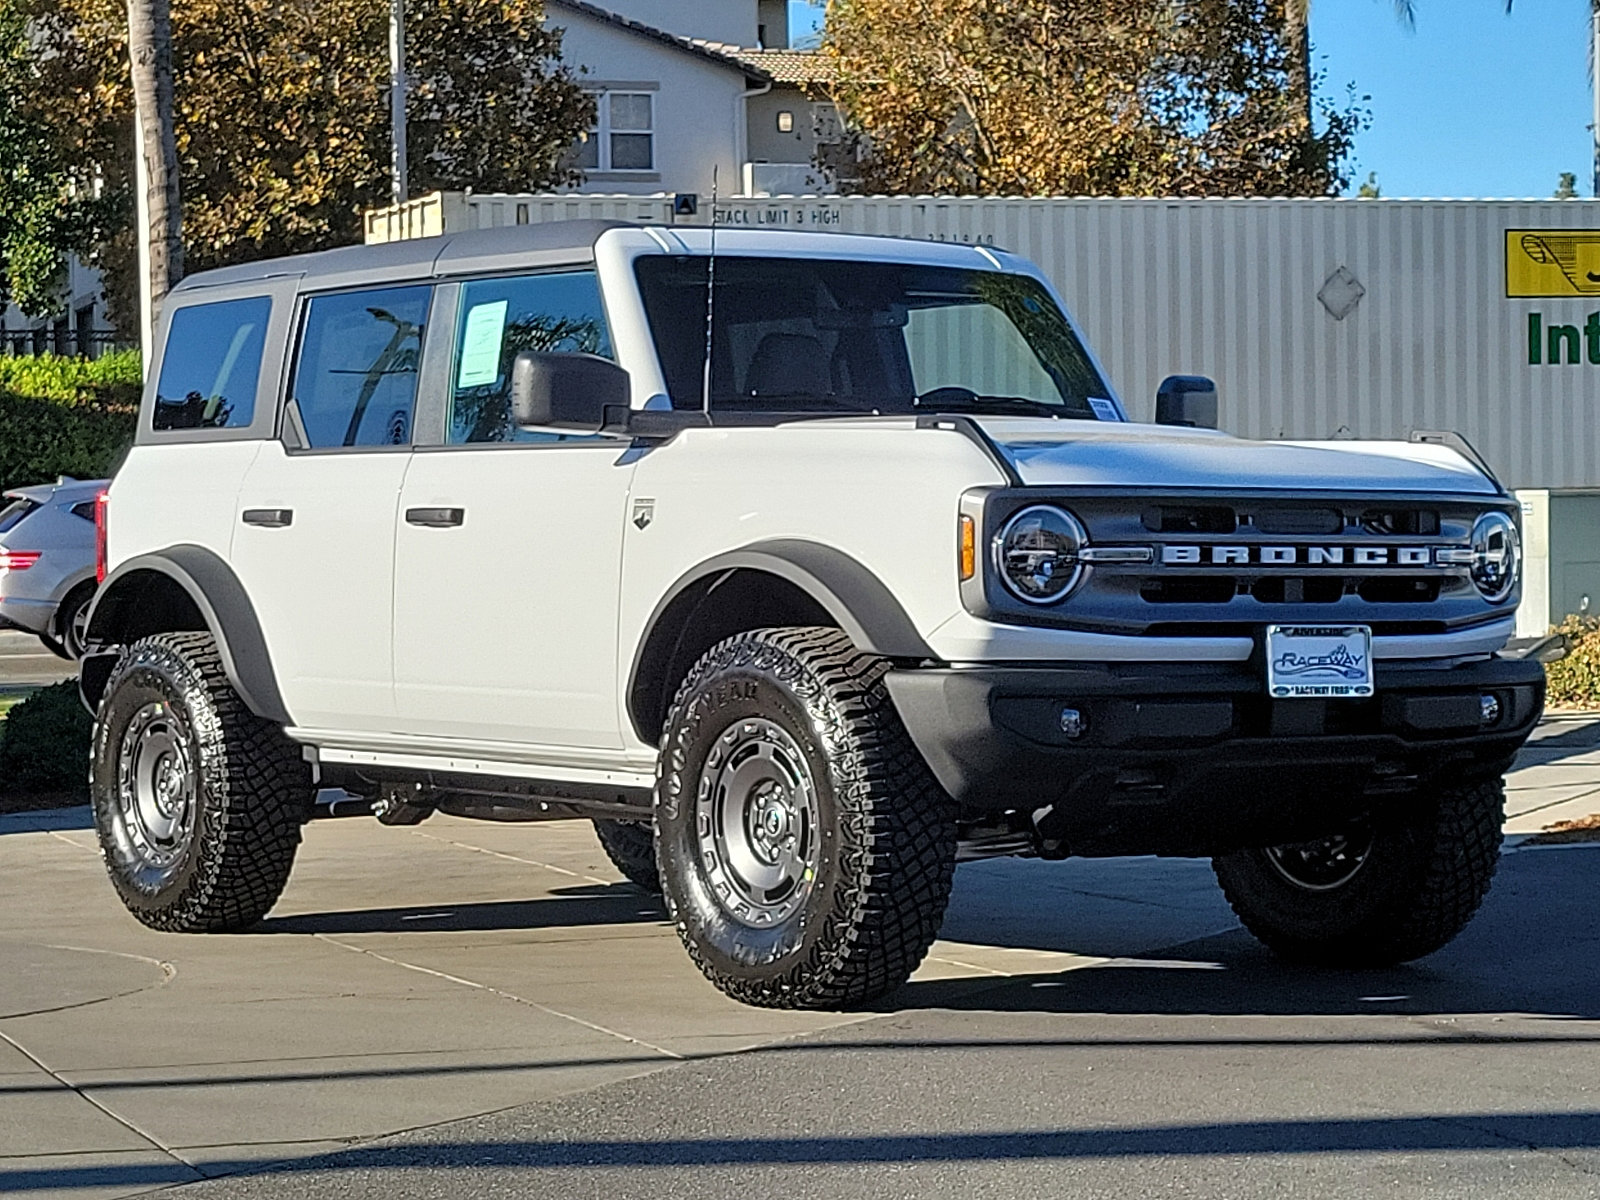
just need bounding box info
[967,490,1514,638]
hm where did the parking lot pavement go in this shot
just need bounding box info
[0,629,75,691]
[2,784,1597,1200]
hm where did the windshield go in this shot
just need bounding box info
[634,256,1115,419]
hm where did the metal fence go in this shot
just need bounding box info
[0,328,132,359]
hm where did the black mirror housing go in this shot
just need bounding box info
[1155,375,1218,430]
[511,351,631,433]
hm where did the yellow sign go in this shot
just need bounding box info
[1507,230,1600,297]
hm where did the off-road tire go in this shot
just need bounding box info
[91,632,314,932]
[1212,779,1505,967]
[593,819,661,892]
[655,627,957,1010]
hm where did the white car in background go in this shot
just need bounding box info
[0,477,105,660]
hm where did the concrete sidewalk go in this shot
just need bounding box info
[1,723,1596,1199]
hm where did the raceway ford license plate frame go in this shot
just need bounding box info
[1265,624,1374,699]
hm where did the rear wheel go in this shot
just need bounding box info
[656,627,957,1009]
[593,819,660,892]
[56,582,95,660]
[91,632,314,931]
[1212,779,1505,967]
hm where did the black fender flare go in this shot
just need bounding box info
[626,539,937,740]
[81,545,291,725]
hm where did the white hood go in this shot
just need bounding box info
[974,420,1500,495]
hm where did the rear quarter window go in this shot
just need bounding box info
[152,296,272,431]
[0,498,39,534]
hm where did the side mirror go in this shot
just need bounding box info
[511,351,631,433]
[1155,375,1218,430]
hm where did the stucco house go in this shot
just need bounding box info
[549,0,841,197]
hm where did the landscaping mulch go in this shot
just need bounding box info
[1525,813,1600,846]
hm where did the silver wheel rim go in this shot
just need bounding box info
[114,702,197,870]
[66,597,91,658]
[1264,831,1372,892]
[694,717,820,927]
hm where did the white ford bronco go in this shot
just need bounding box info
[82,222,1542,1009]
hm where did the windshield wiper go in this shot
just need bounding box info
[913,391,1085,419]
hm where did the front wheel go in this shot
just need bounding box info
[91,632,314,931]
[656,627,957,1010]
[1212,779,1505,967]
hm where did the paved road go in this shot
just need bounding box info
[1,791,1595,1200]
[0,629,75,691]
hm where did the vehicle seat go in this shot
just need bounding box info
[744,333,832,404]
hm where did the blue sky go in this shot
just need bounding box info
[788,1,1596,198]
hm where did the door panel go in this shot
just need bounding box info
[392,444,633,747]
[231,444,409,731]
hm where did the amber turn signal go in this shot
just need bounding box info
[959,514,976,581]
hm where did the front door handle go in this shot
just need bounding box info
[405,507,465,528]
[242,508,293,528]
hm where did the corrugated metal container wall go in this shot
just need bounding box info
[367,194,1600,491]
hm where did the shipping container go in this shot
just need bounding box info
[366,191,1600,635]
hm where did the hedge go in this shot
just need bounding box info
[0,351,140,489]
[0,681,91,806]
[0,350,142,408]
[1544,616,1600,710]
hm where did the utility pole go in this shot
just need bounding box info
[389,0,407,206]
[1593,4,1599,197]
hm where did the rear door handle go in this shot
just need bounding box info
[405,507,465,528]
[242,508,293,528]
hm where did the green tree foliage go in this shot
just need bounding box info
[1556,172,1580,199]
[0,0,119,317]
[823,0,1372,197]
[21,0,592,327]
[1357,171,1382,197]
[0,351,140,488]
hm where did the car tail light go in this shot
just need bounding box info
[0,550,41,571]
[95,490,109,583]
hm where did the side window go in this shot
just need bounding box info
[291,285,431,449]
[449,272,612,444]
[152,296,271,431]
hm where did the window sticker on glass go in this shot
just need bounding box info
[1088,397,1120,422]
[457,300,509,388]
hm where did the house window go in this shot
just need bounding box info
[576,91,655,172]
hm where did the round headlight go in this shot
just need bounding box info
[996,506,1088,604]
[1470,511,1520,603]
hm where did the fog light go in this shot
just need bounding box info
[1480,693,1502,726]
[1060,707,1086,739]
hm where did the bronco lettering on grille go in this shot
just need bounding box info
[1160,545,1443,567]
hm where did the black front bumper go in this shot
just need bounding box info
[885,655,1544,857]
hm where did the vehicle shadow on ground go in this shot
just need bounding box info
[0,804,91,835]
[897,846,1600,1022]
[254,886,667,935]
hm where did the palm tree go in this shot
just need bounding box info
[1283,1,1417,172]
[126,0,182,347]
[1504,1,1600,195]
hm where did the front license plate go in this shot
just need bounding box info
[1266,625,1374,699]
